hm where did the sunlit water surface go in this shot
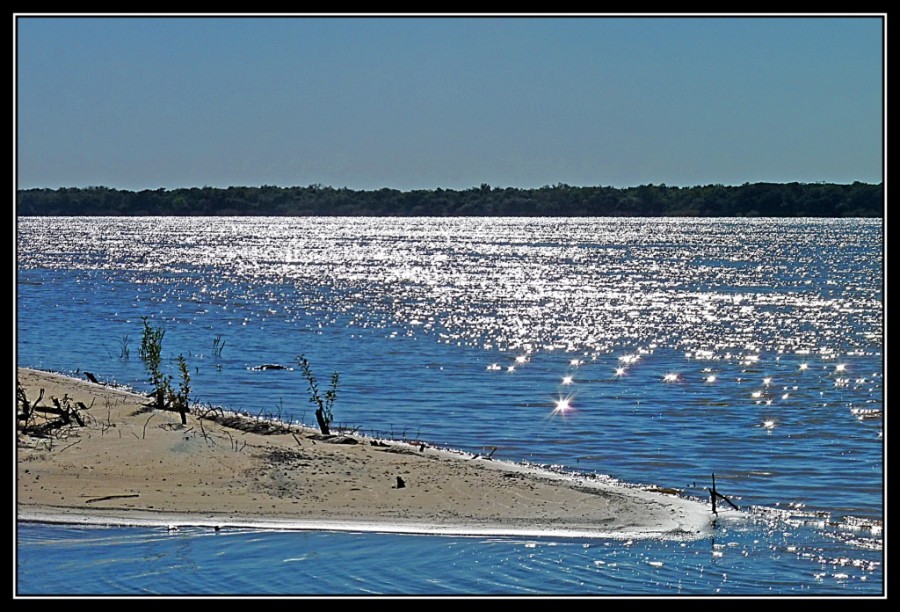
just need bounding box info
[15,217,883,596]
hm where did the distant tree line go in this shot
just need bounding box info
[16,181,883,217]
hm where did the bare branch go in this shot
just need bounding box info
[142,413,155,439]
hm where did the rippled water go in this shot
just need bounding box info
[15,217,884,596]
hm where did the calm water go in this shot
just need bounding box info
[15,217,884,596]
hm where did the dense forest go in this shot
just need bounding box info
[16,181,883,217]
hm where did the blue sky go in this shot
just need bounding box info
[15,15,884,191]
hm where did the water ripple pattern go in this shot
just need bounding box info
[16,217,883,596]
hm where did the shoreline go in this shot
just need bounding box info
[17,509,710,541]
[16,367,719,540]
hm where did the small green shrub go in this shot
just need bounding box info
[298,354,339,436]
[139,317,191,424]
[140,317,170,410]
[168,354,191,425]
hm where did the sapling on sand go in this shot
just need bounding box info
[139,317,191,424]
[298,354,339,436]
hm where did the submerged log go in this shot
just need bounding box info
[251,364,290,371]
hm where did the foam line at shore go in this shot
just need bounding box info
[18,508,719,541]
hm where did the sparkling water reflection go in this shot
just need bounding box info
[16,217,883,595]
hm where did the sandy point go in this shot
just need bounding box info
[16,367,718,539]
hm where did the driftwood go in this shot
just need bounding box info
[375,445,419,456]
[52,397,85,427]
[708,473,740,515]
[17,385,89,438]
[16,384,43,422]
[30,404,69,417]
[201,412,291,435]
[85,493,140,504]
[84,371,100,384]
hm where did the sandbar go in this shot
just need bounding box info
[16,367,714,539]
